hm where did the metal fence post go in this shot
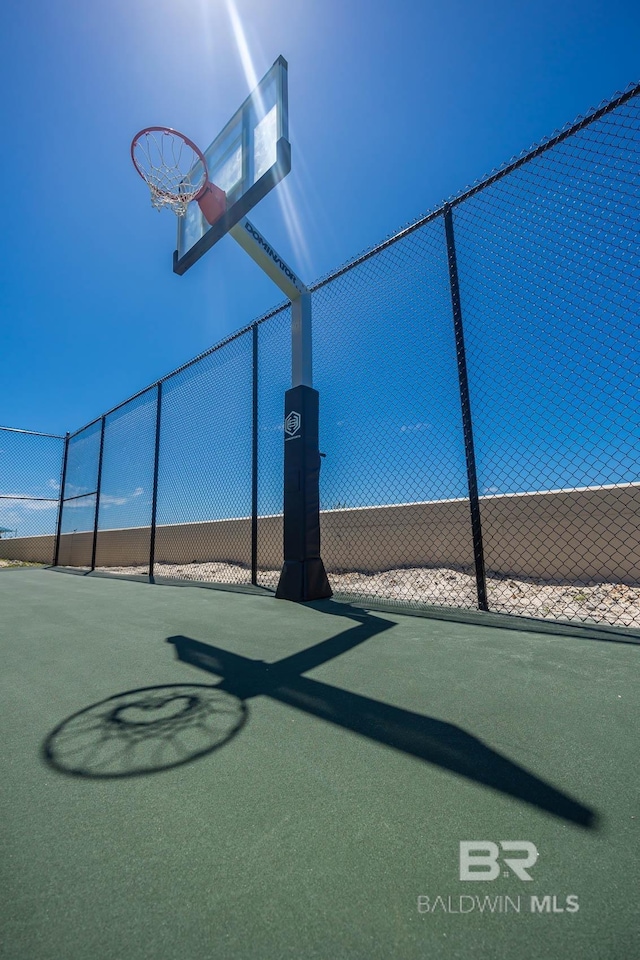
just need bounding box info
[251,324,259,585]
[443,204,489,612]
[53,432,70,566]
[149,381,163,580]
[90,417,106,572]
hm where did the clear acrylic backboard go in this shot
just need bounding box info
[173,56,290,275]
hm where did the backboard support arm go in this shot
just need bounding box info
[229,217,312,387]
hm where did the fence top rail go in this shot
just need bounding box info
[67,417,102,441]
[310,80,640,292]
[67,300,290,440]
[158,299,289,385]
[0,494,60,502]
[54,77,640,441]
[95,385,156,427]
[0,425,66,440]
[446,80,640,208]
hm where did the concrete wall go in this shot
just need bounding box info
[1,484,637,584]
[0,534,56,565]
[321,484,640,583]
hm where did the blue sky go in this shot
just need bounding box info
[1,0,639,541]
[1,0,638,437]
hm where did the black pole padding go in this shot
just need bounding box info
[276,385,332,601]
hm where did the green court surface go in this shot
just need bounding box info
[1,568,638,960]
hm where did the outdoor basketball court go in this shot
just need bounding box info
[2,48,639,960]
[2,565,638,960]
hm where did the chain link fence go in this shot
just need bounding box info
[0,426,65,561]
[3,82,639,627]
[310,82,640,627]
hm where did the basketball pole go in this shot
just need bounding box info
[229,217,332,601]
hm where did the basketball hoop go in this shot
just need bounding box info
[131,126,227,224]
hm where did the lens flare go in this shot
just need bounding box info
[223,0,311,271]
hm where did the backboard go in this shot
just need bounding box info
[173,56,290,276]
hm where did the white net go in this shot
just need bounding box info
[133,130,207,217]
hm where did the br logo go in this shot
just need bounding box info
[459,842,539,881]
[284,411,301,437]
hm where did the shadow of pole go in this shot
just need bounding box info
[169,621,597,829]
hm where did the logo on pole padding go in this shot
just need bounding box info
[284,411,301,438]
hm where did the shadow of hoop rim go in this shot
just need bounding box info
[42,683,248,779]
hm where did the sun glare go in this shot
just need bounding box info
[224,0,259,90]
[223,0,312,272]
